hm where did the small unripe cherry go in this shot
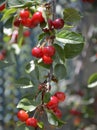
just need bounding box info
[42,55,53,64]
[53,18,64,29]
[17,110,29,122]
[32,47,43,58]
[26,117,38,128]
[20,10,30,20]
[23,30,31,37]
[54,92,66,102]
[42,46,55,57]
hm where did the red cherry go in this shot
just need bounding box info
[53,108,62,118]
[70,109,81,116]
[32,47,43,58]
[20,10,30,20]
[17,110,29,122]
[46,96,59,109]
[26,117,38,128]
[42,55,53,64]
[14,18,21,27]
[31,12,45,25]
[54,92,66,102]
[42,46,55,57]
[53,18,64,29]
[0,3,5,11]
[82,0,95,3]
[23,30,31,37]
[48,19,54,30]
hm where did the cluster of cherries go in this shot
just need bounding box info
[14,10,45,28]
[32,45,56,64]
[14,9,65,30]
[46,92,66,118]
[17,110,38,128]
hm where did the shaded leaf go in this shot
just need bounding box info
[56,30,84,45]
[63,8,81,24]
[64,43,84,58]
[17,98,36,112]
[46,109,66,127]
[4,16,13,28]
[54,44,65,63]
[15,123,34,130]
[43,92,51,103]
[88,73,97,88]
[54,64,67,80]
[15,77,33,88]
[0,60,14,69]
[0,0,5,5]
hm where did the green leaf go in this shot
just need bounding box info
[38,33,45,41]
[25,60,35,73]
[56,30,84,45]
[1,8,17,21]
[17,98,36,112]
[0,60,14,69]
[88,73,97,88]
[15,123,34,130]
[15,77,33,88]
[63,8,81,24]
[64,43,84,58]
[54,44,65,63]
[37,122,44,129]
[54,64,67,80]
[8,0,39,8]
[17,24,23,47]
[43,92,51,103]
[46,109,66,127]
[4,16,13,28]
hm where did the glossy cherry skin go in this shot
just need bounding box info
[14,18,21,27]
[42,46,55,57]
[53,18,64,29]
[20,10,30,20]
[31,12,45,25]
[32,47,43,58]
[0,3,6,11]
[46,96,59,109]
[17,110,29,122]
[54,92,66,102]
[26,117,38,127]
[42,55,53,64]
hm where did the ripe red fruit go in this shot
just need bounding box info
[26,117,38,128]
[31,12,45,25]
[0,3,5,11]
[53,18,64,29]
[42,46,55,57]
[70,109,81,116]
[14,18,21,27]
[53,108,62,118]
[20,10,30,20]
[54,92,66,102]
[17,110,29,122]
[23,30,31,37]
[48,19,54,30]
[46,96,59,109]
[42,55,53,64]
[32,47,43,58]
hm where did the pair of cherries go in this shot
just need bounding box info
[17,110,38,128]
